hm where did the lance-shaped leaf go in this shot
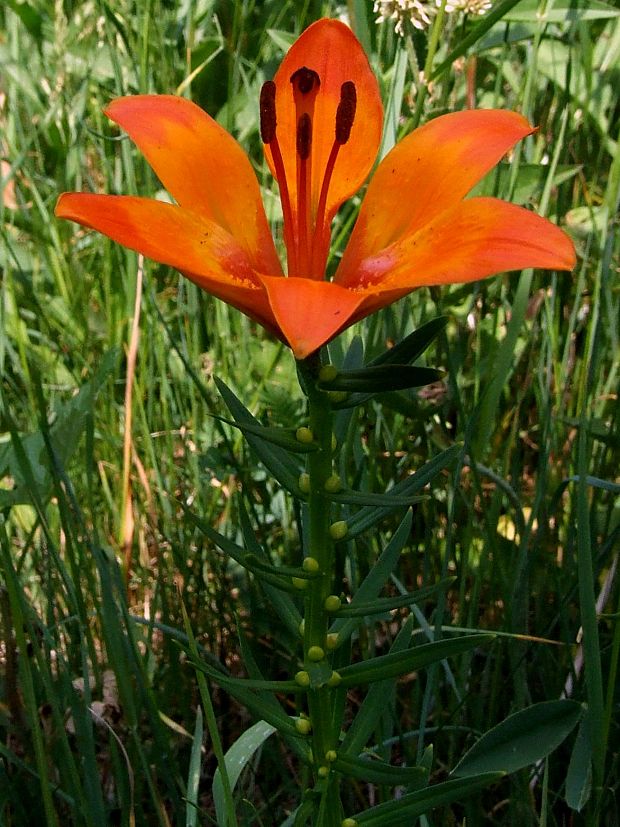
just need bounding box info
[334,579,455,618]
[341,617,415,756]
[330,490,427,507]
[235,627,308,765]
[565,714,592,812]
[452,699,583,777]
[333,753,427,786]
[208,411,318,453]
[330,511,413,643]
[353,773,504,825]
[325,317,448,409]
[346,443,462,539]
[188,652,303,695]
[215,377,304,496]
[369,317,449,367]
[213,721,277,827]
[237,501,302,634]
[243,554,319,581]
[184,506,299,592]
[318,364,441,393]
[337,634,494,688]
[201,674,302,739]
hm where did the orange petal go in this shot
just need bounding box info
[264,19,382,228]
[259,275,365,359]
[338,109,536,280]
[55,193,280,333]
[105,95,282,275]
[339,198,575,317]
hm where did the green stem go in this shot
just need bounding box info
[411,0,448,130]
[298,357,342,825]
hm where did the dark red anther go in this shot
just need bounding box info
[335,81,357,145]
[290,67,320,96]
[259,81,277,144]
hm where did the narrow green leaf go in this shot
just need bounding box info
[334,753,427,786]
[259,580,304,631]
[243,554,318,581]
[341,617,415,756]
[208,411,318,453]
[566,475,620,494]
[378,43,408,159]
[188,653,302,695]
[318,365,441,393]
[354,773,503,824]
[347,444,462,539]
[471,162,581,204]
[184,652,300,738]
[347,0,372,54]
[180,600,238,827]
[215,377,303,496]
[213,721,277,827]
[265,28,295,52]
[237,501,302,634]
[504,0,620,22]
[471,269,532,458]
[236,627,308,765]
[185,708,203,827]
[334,579,455,618]
[331,511,413,642]
[338,635,494,688]
[330,490,426,507]
[327,318,447,408]
[183,506,300,592]
[565,715,592,812]
[368,318,448,367]
[452,700,583,777]
[4,0,45,40]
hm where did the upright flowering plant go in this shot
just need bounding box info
[57,18,578,826]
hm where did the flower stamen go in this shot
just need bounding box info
[260,80,297,274]
[265,70,359,278]
[311,81,357,275]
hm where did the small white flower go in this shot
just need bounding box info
[374,0,492,36]
[373,0,435,35]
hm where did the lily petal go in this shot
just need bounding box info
[259,275,365,359]
[265,19,383,227]
[105,95,282,275]
[340,198,576,316]
[55,193,279,333]
[337,109,536,280]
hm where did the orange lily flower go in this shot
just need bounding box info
[56,19,575,360]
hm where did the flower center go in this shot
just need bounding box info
[260,70,357,278]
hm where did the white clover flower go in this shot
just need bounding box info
[450,0,493,14]
[373,0,435,35]
[374,0,492,36]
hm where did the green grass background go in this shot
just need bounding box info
[1,0,618,824]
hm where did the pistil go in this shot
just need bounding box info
[296,112,313,275]
[290,68,321,276]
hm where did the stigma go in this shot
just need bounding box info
[260,69,357,279]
